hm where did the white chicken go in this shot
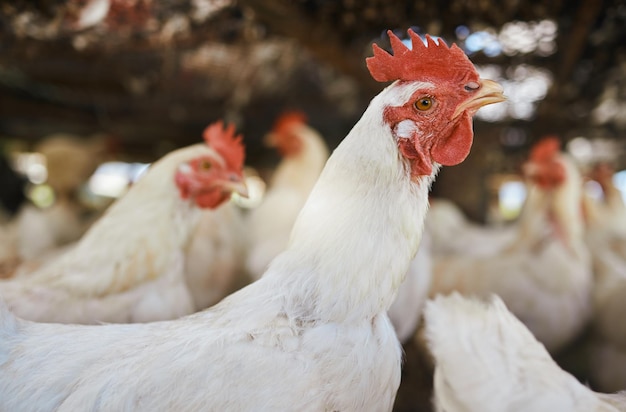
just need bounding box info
[429,138,593,352]
[0,31,505,410]
[424,293,626,412]
[245,111,329,279]
[0,133,108,275]
[0,122,248,323]
[587,244,626,392]
[426,197,517,257]
[183,203,249,310]
[585,162,626,244]
[582,164,626,392]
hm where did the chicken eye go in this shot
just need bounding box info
[199,160,212,170]
[414,97,433,111]
[464,82,480,92]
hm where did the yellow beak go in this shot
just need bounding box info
[223,179,249,198]
[453,79,506,119]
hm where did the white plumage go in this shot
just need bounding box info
[184,204,249,310]
[426,198,516,257]
[0,31,505,410]
[245,115,329,279]
[388,228,433,343]
[429,148,592,352]
[0,142,246,324]
[424,293,626,412]
[0,85,433,411]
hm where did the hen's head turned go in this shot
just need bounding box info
[523,136,566,189]
[366,30,506,177]
[175,121,248,209]
[265,111,308,157]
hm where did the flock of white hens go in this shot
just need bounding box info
[0,29,625,411]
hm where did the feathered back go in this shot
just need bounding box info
[203,121,245,173]
[366,30,474,83]
[424,293,611,412]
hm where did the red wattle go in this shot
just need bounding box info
[398,138,432,176]
[430,113,474,166]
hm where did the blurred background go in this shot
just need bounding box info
[1,0,625,222]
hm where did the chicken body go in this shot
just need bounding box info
[184,204,249,310]
[0,141,246,324]
[0,31,505,410]
[0,133,107,276]
[424,293,626,412]
[430,150,592,352]
[245,117,329,279]
[426,198,517,257]
[584,167,626,391]
[0,86,433,412]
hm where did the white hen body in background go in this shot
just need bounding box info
[429,139,592,352]
[583,164,626,392]
[0,123,248,324]
[426,198,517,257]
[424,293,626,412]
[184,203,249,310]
[0,133,108,276]
[0,31,505,411]
[245,112,329,279]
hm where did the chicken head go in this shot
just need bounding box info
[175,121,248,208]
[366,30,506,177]
[523,136,566,189]
[264,111,308,157]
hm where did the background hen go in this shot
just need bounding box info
[0,122,248,324]
[429,138,592,353]
[245,111,329,279]
[0,30,504,411]
[0,133,109,275]
[424,293,626,412]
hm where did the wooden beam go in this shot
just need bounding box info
[237,0,381,95]
[558,0,604,82]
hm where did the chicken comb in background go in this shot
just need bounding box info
[366,30,474,82]
[268,111,308,156]
[202,121,245,172]
[272,111,308,135]
[530,135,561,162]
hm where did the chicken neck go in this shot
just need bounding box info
[263,91,435,324]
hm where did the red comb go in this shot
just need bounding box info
[366,30,475,83]
[530,136,561,162]
[272,111,307,135]
[202,121,245,171]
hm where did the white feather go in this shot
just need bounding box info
[0,80,437,411]
[424,293,626,412]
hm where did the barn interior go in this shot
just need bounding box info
[1,1,626,411]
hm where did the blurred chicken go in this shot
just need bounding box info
[424,293,626,412]
[245,111,329,279]
[183,203,249,310]
[0,133,109,275]
[430,138,592,352]
[587,243,626,392]
[426,198,517,257]
[0,31,505,410]
[582,163,626,392]
[0,122,248,323]
[584,162,626,258]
